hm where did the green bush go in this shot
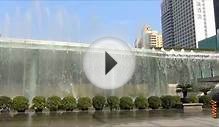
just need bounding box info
[199,95,211,108]
[119,96,134,110]
[92,96,106,110]
[77,97,92,110]
[32,96,46,112]
[148,96,161,109]
[172,96,182,108]
[0,96,12,111]
[62,96,77,111]
[172,96,181,103]
[160,95,175,109]
[188,95,198,103]
[12,96,29,112]
[107,96,120,110]
[47,96,62,111]
[134,96,148,109]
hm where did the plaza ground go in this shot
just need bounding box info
[0,110,219,127]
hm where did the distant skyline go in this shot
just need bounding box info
[0,0,162,45]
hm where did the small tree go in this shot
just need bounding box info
[119,96,134,110]
[32,96,46,112]
[134,96,148,109]
[176,84,193,99]
[47,96,62,112]
[0,96,12,112]
[107,96,120,111]
[62,96,77,111]
[148,96,161,109]
[77,97,92,111]
[92,96,106,111]
[12,96,29,112]
[160,95,175,109]
[199,86,213,95]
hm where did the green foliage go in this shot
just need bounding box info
[77,97,92,110]
[148,96,161,109]
[134,96,148,109]
[172,96,181,104]
[62,96,77,111]
[199,86,213,95]
[171,96,182,108]
[160,95,176,109]
[199,95,211,108]
[12,96,29,112]
[32,96,46,112]
[188,95,198,103]
[47,96,62,111]
[92,96,106,110]
[119,96,134,110]
[0,96,12,110]
[107,96,120,110]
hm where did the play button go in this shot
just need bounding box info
[105,52,117,75]
[83,37,136,90]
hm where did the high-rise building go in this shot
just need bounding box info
[161,0,216,49]
[161,0,174,48]
[135,26,163,48]
[214,0,219,31]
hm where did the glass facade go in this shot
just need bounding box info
[214,0,219,31]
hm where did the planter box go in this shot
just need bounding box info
[183,103,203,112]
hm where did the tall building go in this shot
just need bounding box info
[135,26,163,48]
[214,0,219,31]
[161,0,174,48]
[161,0,216,49]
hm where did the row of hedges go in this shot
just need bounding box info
[0,95,212,112]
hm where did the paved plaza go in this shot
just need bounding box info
[1,110,219,127]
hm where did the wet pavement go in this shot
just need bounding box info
[0,110,218,127]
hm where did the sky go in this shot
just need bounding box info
[0,0,162,45]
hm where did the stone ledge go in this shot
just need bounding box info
[183,103,203,112]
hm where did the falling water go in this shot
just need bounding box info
[0,38,219,98]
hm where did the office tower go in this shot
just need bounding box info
[161,0,216,48]
[214,0,219,31]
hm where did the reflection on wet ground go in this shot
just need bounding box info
[0,110,218,127]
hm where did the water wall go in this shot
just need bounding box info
[0,38,219,99]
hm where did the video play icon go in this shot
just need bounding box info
[83,37,136,90]
[105,52,117,75]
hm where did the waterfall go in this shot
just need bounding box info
[0,39,219,98]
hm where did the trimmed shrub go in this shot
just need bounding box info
[199,95,211,108]
[32,96,46,112]
[119,96,134,110]
[134,96,148,109]
[77,97,92,111]
[148,96,161,109]
[107,96,120,110]
[172,96,181,104]
[0,96,12,111]
[12,96,29,112]
[92,96,106,110]
[160,95,175,109]
[188,95,198,103]
[172,96,182,109]
[62,96,77,111]
[47,96,62,111]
